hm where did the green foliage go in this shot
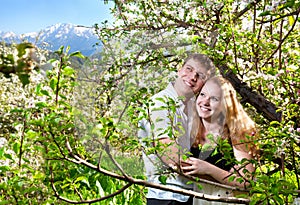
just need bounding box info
[0,45,146,204]
[0,42,38,86]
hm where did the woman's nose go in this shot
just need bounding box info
[197,96,210,105]
[202,96,210,105]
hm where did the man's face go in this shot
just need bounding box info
[177,59,208,95]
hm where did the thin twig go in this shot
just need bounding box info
[54,183,132,204]
[233,0,261,22]
[18,111,27,168]
[261,9,300,68]
[55,54,63,105]
[258,9,300,24]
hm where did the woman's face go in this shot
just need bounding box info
[196,80,223,120]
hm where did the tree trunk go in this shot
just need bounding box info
[218,64,282,122]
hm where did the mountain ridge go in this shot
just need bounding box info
[0,23,101,56]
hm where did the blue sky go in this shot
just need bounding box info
[0,0,114,34]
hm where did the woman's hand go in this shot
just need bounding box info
[180,157,213,176]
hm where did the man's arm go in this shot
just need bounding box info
[148,96,188,169]
[158,138,182,167]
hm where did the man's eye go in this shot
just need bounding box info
[198,73,206,80]
[199,92,205,97]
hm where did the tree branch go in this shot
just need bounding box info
[64,140,250,203]
[261,8,300,68]
[258,8,300,24]
[51,165,133,204]
[233,0,262,22]
[218,63,282,122]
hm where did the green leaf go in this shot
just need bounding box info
[16,42,34,57]
[231,67,237,74]
[65,46,71,54]
[33,171,45,180]
[197,183,203,190]
[26,130,37,139]
[61,183,70,189]
[18,74,30,86]
[75,176,90,188]
[63,66,75,76]
[35,102,48,108]
[288,16,294,26]
[22,158,30,163]
[55,46,64,55]
[273,194,284,204]
[3,153,13,160]
[279,0,295,10]
[70,51,85,58]
[158,175,167,185]
[259,11,271,17]
[13,142,20,154]
[48,59,57,64]
[35,83,42,94]
[228,175,235,182]
[0,147,4,158]
[139,87,147,94]
[50,78,57,91]
[181,155,188,161]
[0,200,11,205]
[270,121,281,126]
[0,165,10,172]
[40,89,50,96]
[236,177,244,184]
[96,180,105,197]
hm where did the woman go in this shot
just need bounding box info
[181,76,258,205]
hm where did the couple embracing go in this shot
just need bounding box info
[139,53,258,205]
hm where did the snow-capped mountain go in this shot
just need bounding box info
[0,23,101,56]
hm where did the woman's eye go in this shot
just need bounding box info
[211,97,219,102]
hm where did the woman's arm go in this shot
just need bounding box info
[181,147,255,188]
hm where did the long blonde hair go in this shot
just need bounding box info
[191,76,257,153]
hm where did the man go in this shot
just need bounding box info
[139,53,216,205]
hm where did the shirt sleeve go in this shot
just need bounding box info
[137,98,171,142]
[149,97,172,140]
